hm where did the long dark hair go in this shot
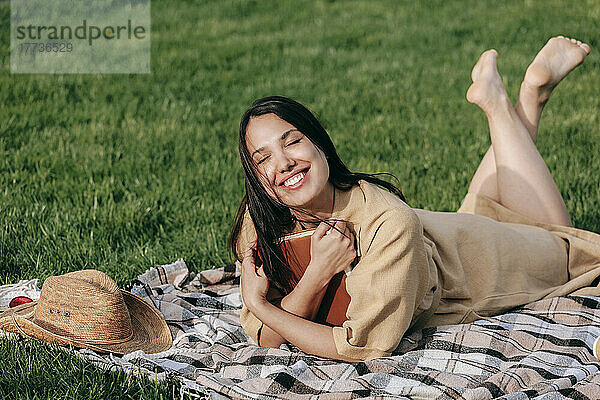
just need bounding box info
[228,96,406,295]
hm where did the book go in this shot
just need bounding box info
[277,229,351,327]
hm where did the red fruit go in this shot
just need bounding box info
[9,296,33,308]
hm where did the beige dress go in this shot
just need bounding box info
[236,180,600,361]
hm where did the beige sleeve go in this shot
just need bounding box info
[234,208,265,344]
[236,208,285,345]
[236,208,257,260]
[332,207,432,360]
[240,301,263,345]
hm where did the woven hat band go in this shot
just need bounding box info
[33,272,133,342]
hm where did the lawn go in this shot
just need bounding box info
[1,0,599,398]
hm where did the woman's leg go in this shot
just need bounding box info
[465,37,590,226]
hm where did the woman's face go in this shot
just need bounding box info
[245,113,333,214]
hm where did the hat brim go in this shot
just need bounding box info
[0,290,172,355]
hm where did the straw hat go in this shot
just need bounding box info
[0,269,172,354]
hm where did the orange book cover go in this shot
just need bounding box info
[278,229,351,327]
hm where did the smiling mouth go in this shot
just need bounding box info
[281,168,309,188]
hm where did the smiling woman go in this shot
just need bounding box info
[229,96,411,362]
[228,37,600,363]
[230,96,405,297]
[246,115,332,213]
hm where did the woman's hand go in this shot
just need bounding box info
[306,220,357,285]
[239,241,270,312]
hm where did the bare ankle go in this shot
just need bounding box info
[520,81,550,105]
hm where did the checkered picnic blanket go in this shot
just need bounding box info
[3,260,600,399]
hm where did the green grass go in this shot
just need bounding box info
[1,0,599,398]
[0,337,183,400]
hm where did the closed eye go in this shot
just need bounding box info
[286,139,301,146]
[257,155,270,165]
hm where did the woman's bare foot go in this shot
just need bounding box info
[522,36,591,103]
[466,49,511,116]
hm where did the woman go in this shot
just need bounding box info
[231,36,597,362]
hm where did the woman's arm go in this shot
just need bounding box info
[257,266,331,348]
[248,296,360,362]
[241,221,358,356]
[330,207,437,360]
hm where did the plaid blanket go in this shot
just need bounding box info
[3,260,600,399]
